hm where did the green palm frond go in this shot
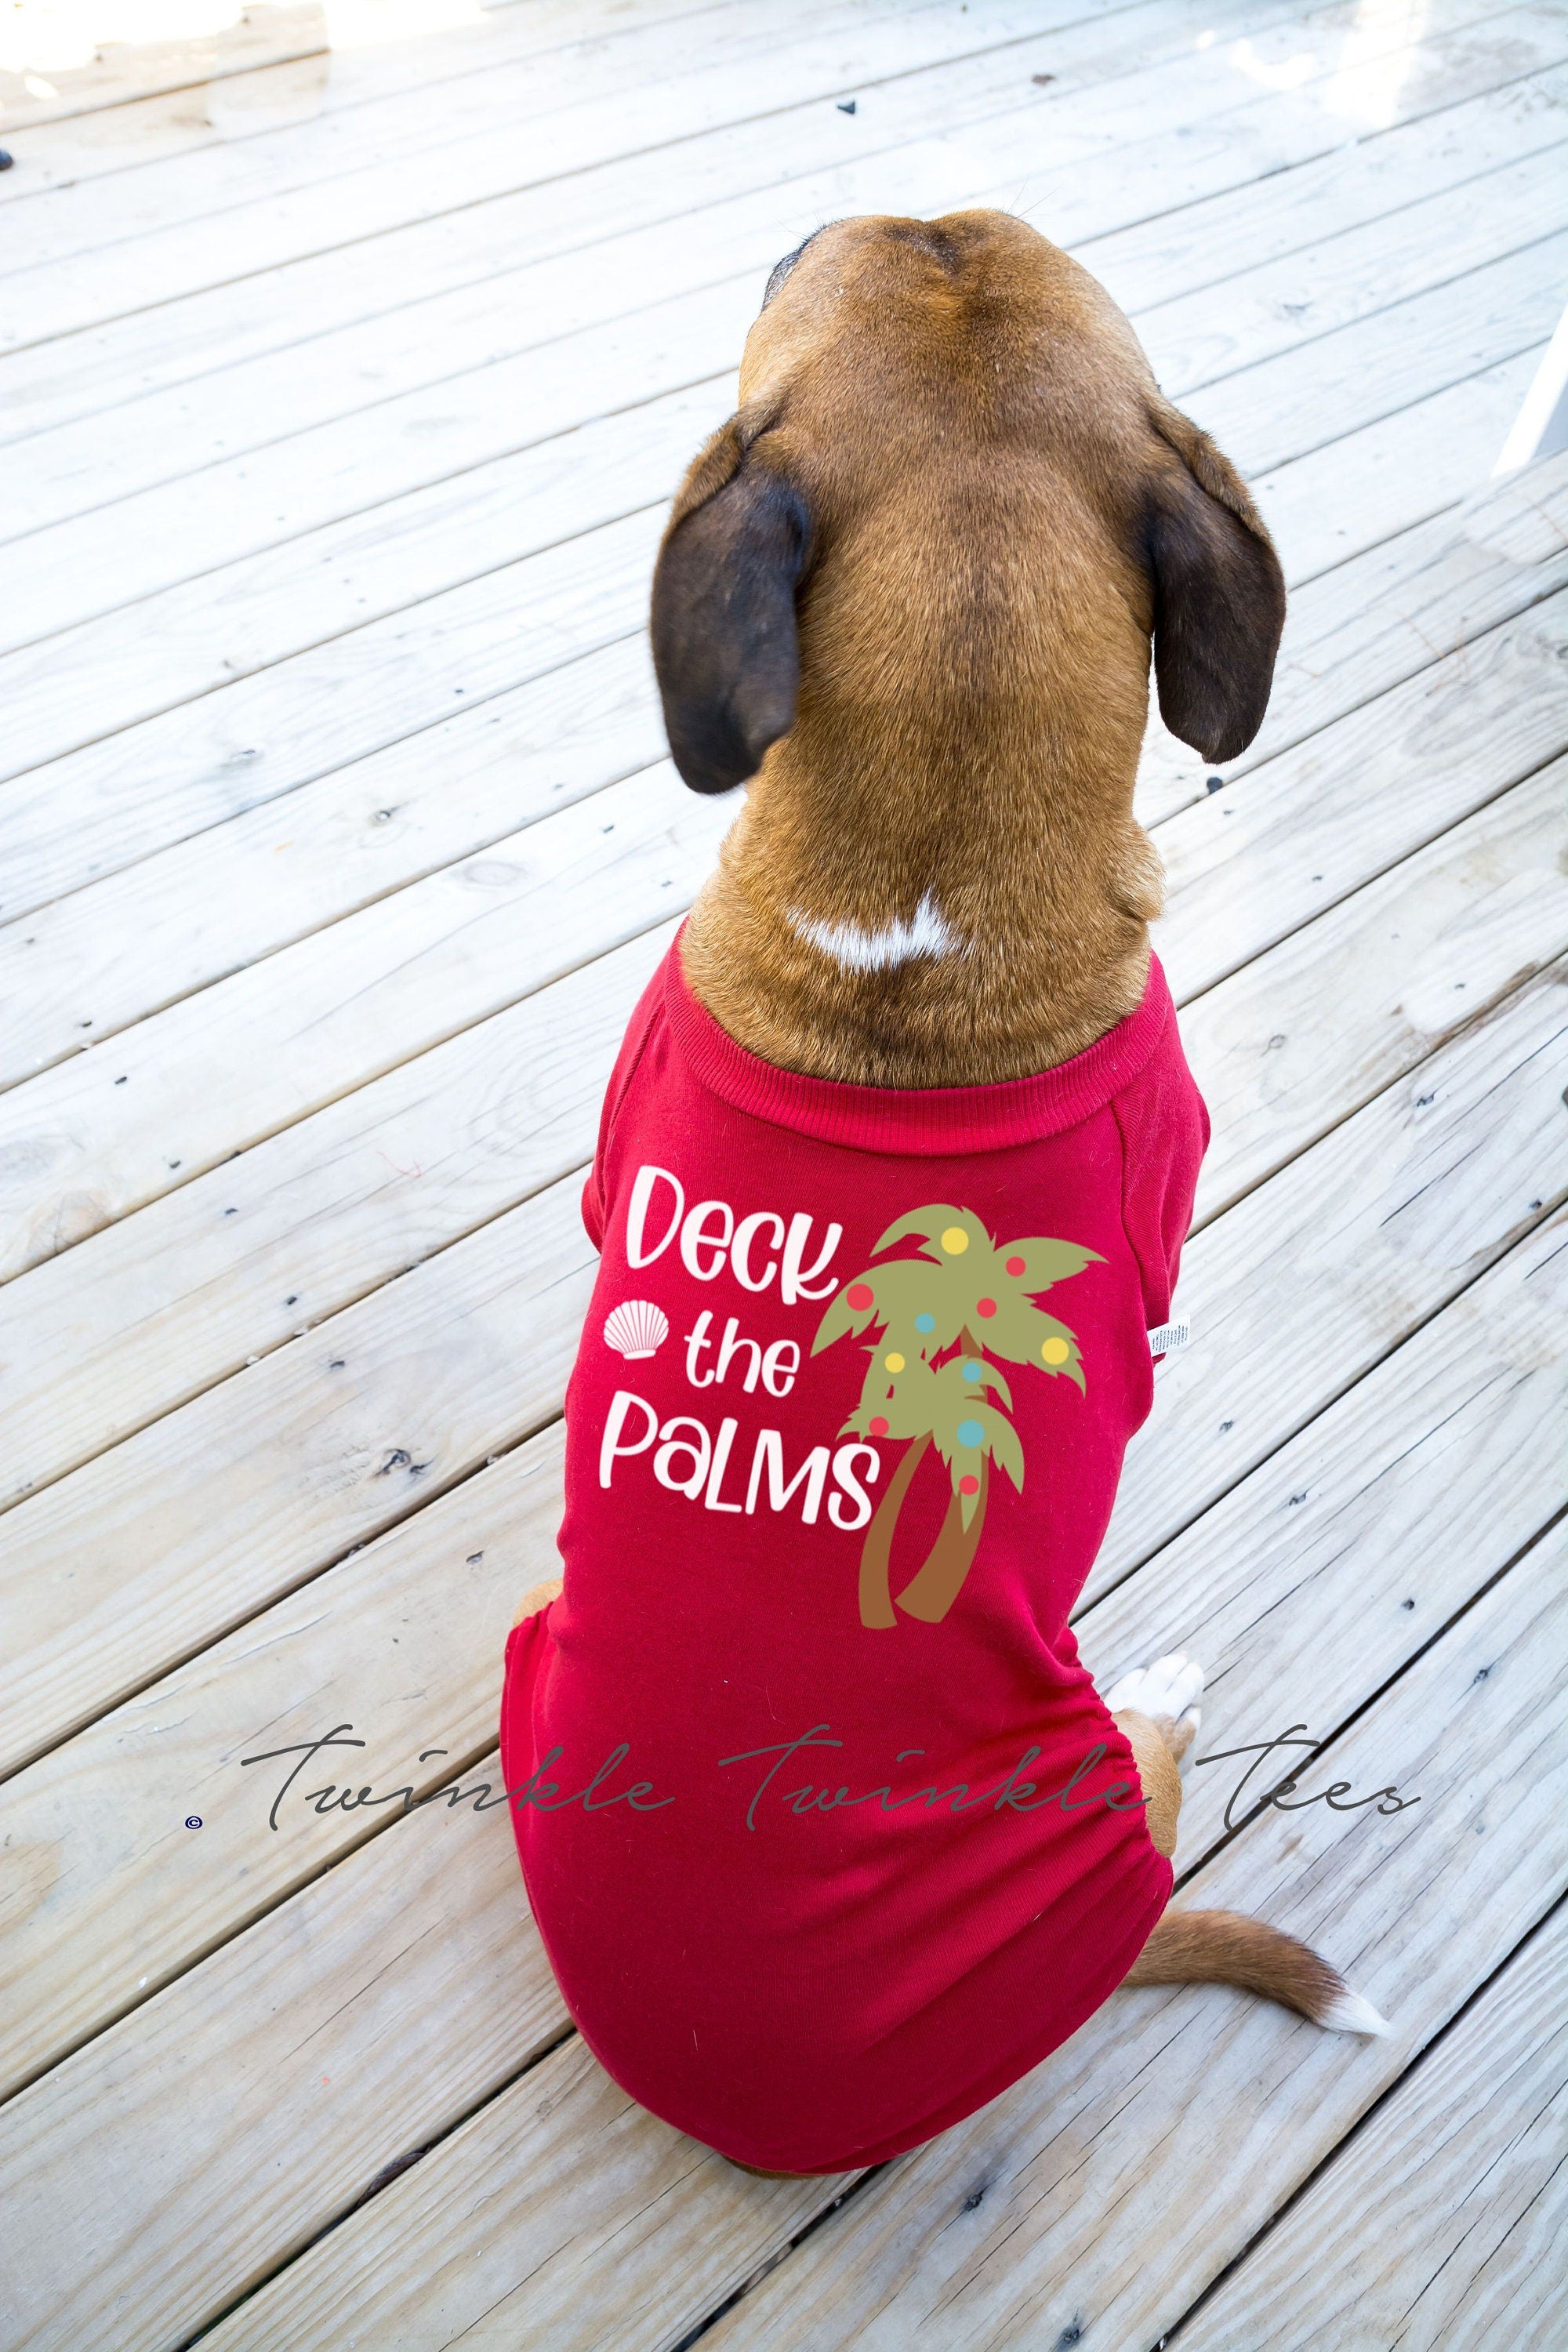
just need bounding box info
[1005,1236,1103,1289]
[869,1203,984,1261]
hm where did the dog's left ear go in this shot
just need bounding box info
[651,403,812,795]
[1142,397,1286,764]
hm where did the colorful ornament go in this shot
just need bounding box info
[958,1474,980,1496]
[956,1418,984,1447]
[884,1352,906,1372]
[962,1360,982,1382]
[1041,1337,1070,1365]
[914,1312,935,1334]
[940,1226,969,1254]
[847,1282,874,1310]
[1005,1254,1025,1276]
[869,1416,889,1438]
[975,1297,996,1319]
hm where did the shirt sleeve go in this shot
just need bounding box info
[1112,1021,1210,1331]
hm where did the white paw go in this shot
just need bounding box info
[1104,1651,1205,1769]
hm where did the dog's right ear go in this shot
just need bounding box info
[650,406,812,795]
[1141,395,1286,764]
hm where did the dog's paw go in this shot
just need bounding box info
[514,1576,564,1626]
[1104,1651,1205,1771]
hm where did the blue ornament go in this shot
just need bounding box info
[914,1312,935,1334]
[962,1359,983,1382]
[956,1417,984,1448]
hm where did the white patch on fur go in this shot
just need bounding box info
[789,891,965,972]
[1319,1988,1392,2037]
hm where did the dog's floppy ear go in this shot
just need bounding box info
[651,404,812,795]
[1142,397,1286,764]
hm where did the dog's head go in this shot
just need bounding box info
[650,209,1284,799]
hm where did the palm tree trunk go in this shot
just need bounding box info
[893,1459,989,1624]
[858,1432,931,1628]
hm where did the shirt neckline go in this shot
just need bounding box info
[662,935,1174,1157]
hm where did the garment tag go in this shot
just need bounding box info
[1148,1320,1190,1356]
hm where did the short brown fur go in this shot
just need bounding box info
[658,210,1283,1085]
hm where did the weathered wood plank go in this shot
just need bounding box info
[1156,584,1568,1000]
[0,501,662,928]
[1181,753,1568,1222]
[0,51,336,205]
[0,763,729,1282]
[1172,1902,1568,2351]
[7,0,1552,459]
[2,1201,1562,2350]
[0,275,751,654]
[1182,225,1568,478]
[14,135,1565,661]
[1134,144,1568,405]
[0,1425,571,2101]
[0,1171,592,1784]
[0,0,1150,348]
[1076,61,1568,311]
[0,924,670,1513]
[1089,951,1568,1599]
[1137,444,1568,825]
[0,1,326,132]
[1252,342,1546,583]
[190,1360,1568,2351]
[0,633,666,1087]
[0,0,904,265]
[0,376,726,786]
[0,0,728,201]
[0,1759,572,2352]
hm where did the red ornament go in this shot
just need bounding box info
[869,1416,889,1438]
[1005,1254,1025,1276]
[959,1474,980,1496]
[847,1282,874,1310]
[975,1297,996,1318]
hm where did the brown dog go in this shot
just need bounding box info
[516,211,1386,2176]
[656,209,1283,1087]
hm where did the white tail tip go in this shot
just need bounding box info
[1319,1988,1391,2037]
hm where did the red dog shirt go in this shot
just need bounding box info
[499,933,1208,2174]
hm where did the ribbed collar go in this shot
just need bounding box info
[663,937,1172,1157]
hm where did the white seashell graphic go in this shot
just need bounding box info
[602,1298,670,1360]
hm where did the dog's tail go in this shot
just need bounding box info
[1124,1908,1390,2035]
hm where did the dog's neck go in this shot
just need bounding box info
[678,714,1163,1088]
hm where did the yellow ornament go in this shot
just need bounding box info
[940,1226,969,1254]
[885,1352,906,1373]
[1041,1337,1070,1365]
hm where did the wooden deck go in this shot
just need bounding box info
[2,2,1566,2345]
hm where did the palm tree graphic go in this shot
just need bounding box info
[813,1204,1098,1628]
